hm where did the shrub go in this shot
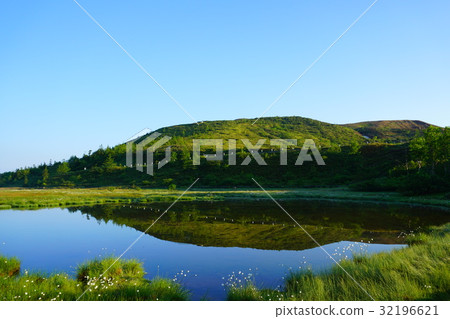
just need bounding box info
[349,177,401,192]
[397,174,450,195]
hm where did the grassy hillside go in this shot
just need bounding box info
[154,116,365,151]
[344,120,431,143]
[0,116,447,194]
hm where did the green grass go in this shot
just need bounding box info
[0,256,189,301]
[227,223,450,301]
[0,187,448,210]
[0,255,20,277]
[0,187,218,210]
[76,257,145,284]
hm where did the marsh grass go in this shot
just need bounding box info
[227,224,450,301]
[0,187,448,211]
[76,257,144,284]
[0,255,20,277]
[227,282,264,301]
[0,188,217,210]
[0,256,189,301]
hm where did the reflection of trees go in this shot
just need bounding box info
[65,200,448,250]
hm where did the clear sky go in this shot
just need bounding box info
[1,0,449,172]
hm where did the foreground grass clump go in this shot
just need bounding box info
[0,256,189,301]
[228,224,450,301]
[76,257,144,284]
[0,255,20,277]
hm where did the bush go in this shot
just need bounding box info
[398,174,450,195]
[349,177,401,192]
[350,174,450,195]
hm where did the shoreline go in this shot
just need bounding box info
[0,187,449,210]
[2,224,448,301]
[227,223,450,301]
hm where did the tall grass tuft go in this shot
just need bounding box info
[76,257,144,285]
[0,255,20,277]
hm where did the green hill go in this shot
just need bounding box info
[152,116,365,151]
[1,116,446,193]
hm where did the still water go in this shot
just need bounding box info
[0,200,447,300]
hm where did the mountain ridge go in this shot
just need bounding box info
[137,117,431,149]
[0,116,443,190]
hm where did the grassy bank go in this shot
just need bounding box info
[0,187,449,210]
[0,187,219,209]
[227,224,450,301]
[0,256,188,301]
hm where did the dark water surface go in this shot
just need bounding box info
[0,200,448,300]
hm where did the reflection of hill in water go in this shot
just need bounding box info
[69,200,448,251]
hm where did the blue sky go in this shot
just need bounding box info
[1,0,449,172]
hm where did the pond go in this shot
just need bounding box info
[0,200,448,300]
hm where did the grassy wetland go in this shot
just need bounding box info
[0,187,449,210]
[227,224,450,301]
[1,0,449,307]
[0,183,448,300]
[1,223,448,301]
[0,256,189,301]
[0,124,448,301]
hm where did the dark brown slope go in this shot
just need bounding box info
[343,120,431,142]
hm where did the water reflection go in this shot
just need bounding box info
[70,200,448,250]
[0,200,447,300]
